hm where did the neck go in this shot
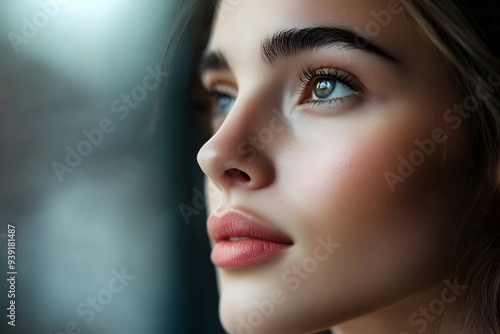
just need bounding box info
[332,282,465,334]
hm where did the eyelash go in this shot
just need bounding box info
[297,67,361,106]
[201,81,236,131]
[201,67,362,119]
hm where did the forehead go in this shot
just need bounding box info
[208,0,416,52]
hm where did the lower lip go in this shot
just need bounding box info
[211,239,291,268]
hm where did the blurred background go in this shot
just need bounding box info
[0,0,222,333]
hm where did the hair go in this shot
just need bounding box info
[399,1,500,333]
[184,0,500,332]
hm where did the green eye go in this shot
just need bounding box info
[314,79,336,99]
[298,68,360,107]
[312,78,354,101]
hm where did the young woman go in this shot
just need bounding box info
[192,0,500,333]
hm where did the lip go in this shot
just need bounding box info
[207,210,293,268]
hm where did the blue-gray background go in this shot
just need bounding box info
[0,0,222,333]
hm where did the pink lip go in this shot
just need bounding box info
[207,210,293,268]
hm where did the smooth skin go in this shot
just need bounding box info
[197,0,473,333]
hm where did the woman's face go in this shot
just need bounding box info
[197,0,471,333]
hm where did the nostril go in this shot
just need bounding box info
[226,168,251,181]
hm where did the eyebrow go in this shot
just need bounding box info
[199,51,230,75]
[261,27,400,65]
[199,26,400,75]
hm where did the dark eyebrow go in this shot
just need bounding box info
[261,27,400,65]
[199,51,230,75]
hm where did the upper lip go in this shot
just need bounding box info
[207,209,293,244]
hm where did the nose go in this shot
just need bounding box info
[196,100,276,191]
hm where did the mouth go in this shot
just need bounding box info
[207,209,293,268]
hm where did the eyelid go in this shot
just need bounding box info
[202,69,237,91]
[201,78,237,133]
[297,67,362,92]
[206,87,237,99]
[202,77,238,99]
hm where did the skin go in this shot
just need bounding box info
[196,0,476,333]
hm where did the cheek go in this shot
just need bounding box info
[205,177,223,216]
[276,101,465,309]
[281,99,460,233]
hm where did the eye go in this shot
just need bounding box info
[298,67,362,107]
[213,94,235,119]
[203,89,236,132]
[313,78,353,100]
